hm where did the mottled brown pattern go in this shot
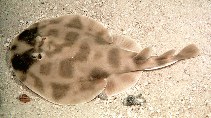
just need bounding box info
[154,50,175,66]
[49,18,62,24]
[133,56,147,66]
[90,67,110,80]
[29,72,44,92]
[108,48,120,68]
[156,58,169,66]
[74,42,90,62]
[64,32,79,46]
[59,58,74,78]
[175,44,199,60]
[157,50,175,60]
[133,55,147,61]
[94,36,109,45]
[66,17,82,29]
[79,81,95,92]
[45,43,63,57]
[51,83,70,100]
[9,15,200,105]
[47,29,59,37]
[133,54,147,65]
[40,62,52,75]
[94,51,103,60]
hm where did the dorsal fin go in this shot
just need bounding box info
[157,49,175,60]
[133,47,151,60]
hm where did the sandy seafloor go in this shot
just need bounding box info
[0,0,211,118]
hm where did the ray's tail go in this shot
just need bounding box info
[133,44,199,71]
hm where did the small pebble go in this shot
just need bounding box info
[123,94,146,106]
[123,95,136,106]
[122,30,127,34]
[3,43,9,47]
[18,94,31,103]
[98,92,108,100]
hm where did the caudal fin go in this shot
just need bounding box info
[175,44,199,60]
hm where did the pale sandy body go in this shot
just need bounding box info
[9,15,199,105]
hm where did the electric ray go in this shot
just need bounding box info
[9,15,199,105]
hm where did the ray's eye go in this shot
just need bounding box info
[38,54,42,59]
[31,53,43,60]
[32,55,37,59]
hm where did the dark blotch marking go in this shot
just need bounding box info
[51,43,63,52]
[11,49,36,73]
[65,32,79,46]
[51,83,70,100]
[29,72,44,92]
[156,58,169,66]
[18,23,39,46]
[59,58,74,78]
[74,42,90,62]
[90,67,110,80]
[40,62,52,75]
[66,17,82,29]
[94,36,109,45]
[47,29,59,37]
[94,30,110,45]
[133,54,147,65]
[11,45,17,50]
[108,48,120,68]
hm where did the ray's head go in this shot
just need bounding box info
[9,23,45,74]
